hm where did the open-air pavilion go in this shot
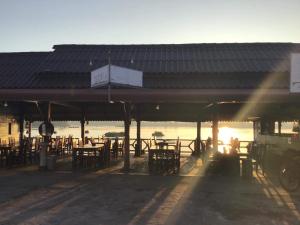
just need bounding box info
[1,43,300,224]
[1,43,300,170]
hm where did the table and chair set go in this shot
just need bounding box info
[148,139,182,174]
[72,139,112,169]
[0,136,124,169]
[0,137,22,168]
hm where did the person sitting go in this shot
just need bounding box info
[230,138,240,154]
[206,137,212,150]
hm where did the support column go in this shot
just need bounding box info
[195,121,201,155]
[123,103,131,171]
[135,120,141,157]
[80,119,85,145]
[212,119,219,151]
[28,121,32,139]
[80,108,86,145]
[19,113,25,163]
[278,120,282,135]
[253,121,256,141]
[39,102,51,170]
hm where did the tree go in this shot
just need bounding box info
[104,132,125,138]
[152,131,164,138]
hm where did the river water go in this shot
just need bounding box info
[31,121,255,143]
[31,121,295,144]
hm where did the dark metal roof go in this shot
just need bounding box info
[47,43,300,74]
[1,43,300,89]
[0,52,49,88]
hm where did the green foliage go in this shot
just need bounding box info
[152,131,164,137]
[104,132,125,137]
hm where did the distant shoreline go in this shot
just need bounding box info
[32,121,254,129]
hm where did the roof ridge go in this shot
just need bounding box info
[0,51,50,55]
[53,42,299,49]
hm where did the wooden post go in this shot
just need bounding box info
[19,113,25,163]
[278,120,282,135]
[253,121,256,141]
[212,119,218,151]
[47,103,51,122]
[123,103,131,171]
[135,120,141,156]
[28,121,32,139]
[196,121,201,154]
[80,119,85,145]
[80,108,86,145]
[135,105,141,157]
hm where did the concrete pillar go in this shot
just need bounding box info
[212,119,218,151]
[39,102,51,170]
[123,103,131,171]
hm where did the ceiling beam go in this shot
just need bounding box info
[0,88,299,103]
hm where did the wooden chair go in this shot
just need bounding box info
[103,139,111,167]
[30,137,41,164]
[0,146,6,167]
[112,138,119,159]
[148,147,181,174]
[78,140,83,147]
[8,137,15,147]
[118,139,124,156]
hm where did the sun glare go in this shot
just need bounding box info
[218,127,237,144]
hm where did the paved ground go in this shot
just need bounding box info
[0,156,300,225]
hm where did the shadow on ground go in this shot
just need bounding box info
[0,156,299,225]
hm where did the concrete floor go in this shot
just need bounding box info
[0,155,300,225]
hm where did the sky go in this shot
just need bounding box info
[0,0,300,52]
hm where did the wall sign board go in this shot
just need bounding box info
[91,64,143,88]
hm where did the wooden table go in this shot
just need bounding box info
[91,141,105,146]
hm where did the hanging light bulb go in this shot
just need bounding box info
[156,105,160,110]
[4,102,8,107]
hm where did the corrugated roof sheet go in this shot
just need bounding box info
[43,43,300,74]
[0,52,49,88]
[0,43,300,89]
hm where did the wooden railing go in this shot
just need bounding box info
[127,138,252,154]
[46,136,252,154]
[25,136,252,155]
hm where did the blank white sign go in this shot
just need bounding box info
[91,64,143,88]
[290,53,300,93]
